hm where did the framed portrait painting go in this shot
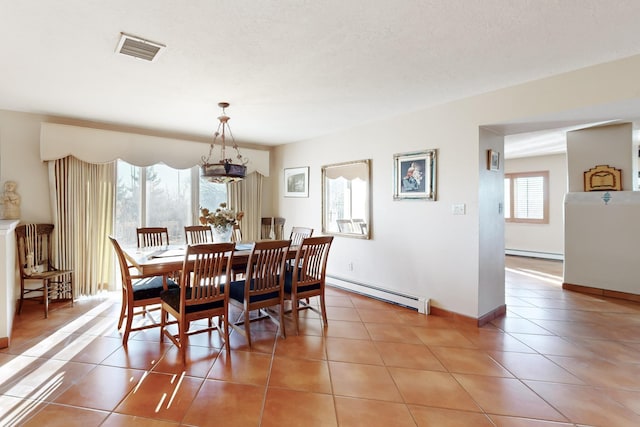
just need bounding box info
[393,149,437,200]
[284,166,309,198]
[488,149,500,171]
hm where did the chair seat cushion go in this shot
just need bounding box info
[229,279,281,303]
[284,270,321,294]
[132,276,178,301]
[160,286,224,313]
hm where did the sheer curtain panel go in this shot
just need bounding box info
[49,156,116,296]
[228,172,263,242]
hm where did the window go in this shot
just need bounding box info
[115,160,226,246]
[504,171,549,224]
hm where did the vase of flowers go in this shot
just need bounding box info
[199,203,244,243]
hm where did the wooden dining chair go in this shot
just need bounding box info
[136,227,170,248]
[160,242,235,363]
[109,236,179,346]
[260,217,285,240]
[289,226,313,246]
[229,239,291,348]
[184,225,213,244]
[284,236,333,334]
[15,224,74,318]
[231,224,242,243]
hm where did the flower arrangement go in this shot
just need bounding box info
[199,202,244,231]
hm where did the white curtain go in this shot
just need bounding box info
[49,156,115,296]
[228,172,263,242]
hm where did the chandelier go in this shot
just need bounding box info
[201,102,248,183]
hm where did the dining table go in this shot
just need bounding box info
[122,241,297,282]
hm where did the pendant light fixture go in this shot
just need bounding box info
[201,102,248,183]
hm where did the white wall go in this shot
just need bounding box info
[274,54,640,318]
[567,123,633,192]
[505,153,567,257]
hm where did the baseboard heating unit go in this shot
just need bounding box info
[326,274,430,314]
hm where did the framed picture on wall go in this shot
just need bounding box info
[488,149,500,171]
[284,166,309,197]
[393,149,437,200]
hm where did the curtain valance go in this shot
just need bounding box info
[40,122,270,176]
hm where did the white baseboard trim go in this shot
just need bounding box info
[326,274,429,314]
[505,249,564,261]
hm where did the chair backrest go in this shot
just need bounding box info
[291,236,334,291]
[336,219,354,233]
[15,224,56,276]
[244,240,291,298]
[136,227,169,248]
[109,235,134,289]
[231,224,242,243]
[289,226,313,246]
[185,225,213,244]
[351,219,367,235]
[261,217,285,240]
[180,242,235,309]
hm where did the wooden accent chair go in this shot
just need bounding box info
[184,225,213,244]
[16,224,74,318]
[260,217,285,240]
[284,236,334,334]
[229,240,291,347]
[289,226,313,246]
[231,224,242,243]
[109,236,179,346]
[161,242,235,363]
[136,227,169,248]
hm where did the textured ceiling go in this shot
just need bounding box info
[2,1,640,155]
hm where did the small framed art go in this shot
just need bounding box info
[488,149,500,171]
[284,166,309,197]
[393,149,437,200]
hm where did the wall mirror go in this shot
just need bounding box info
[322,159,371,239]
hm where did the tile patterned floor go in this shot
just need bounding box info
[2,256,640,426]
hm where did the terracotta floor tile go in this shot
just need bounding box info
[375,341,446,371]
[0,394,48,426]
[273,334,326,360]
[546,355,640,390]
[525,380,640,426]
[388,367,480,411]
[101,339,170,370]
[325,306,362,322]
[207,349,272,385]
[335,396,416,427]
[325,337,384,365]
[489,414,575,426]
[54,365,144,411]
[410,327,477,348]
[269,356,331,393]
[324,295,354,308]
[356,307,404,323]
[409,405,495,427]
[182,379,265,427]
[509,333,591,357]
[364,322,424,344]
[0,359,95,401]
[102,412,180,426]
[152,344,219,378]
[323,319,370,340]
[114,371,203,422]
[453,374,567,422]
[261,387,337,427]
[20,403,108,426]
[329,361,402,401]
[490,317,554,335]
[430,347,514,377]
[68,335,122,364]
[460,329,536,352]
[489,351,584,384]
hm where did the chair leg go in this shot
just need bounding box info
[18,279,25,314]
[291,297,299,335]
[43,280,49,319]
[244,308,252,348]
[319,294,328,327]
[279,302,286,339]
[117,289,127,329]
[222,313,231,355]
[122,304,134,346]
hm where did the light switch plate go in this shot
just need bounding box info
[452,203,466,215]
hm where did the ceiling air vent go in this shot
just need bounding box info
[116,33,165,62]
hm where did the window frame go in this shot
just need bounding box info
[504,171,549,224]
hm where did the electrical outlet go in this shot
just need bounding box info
[452,203,466,215]
[348,262,354,271]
